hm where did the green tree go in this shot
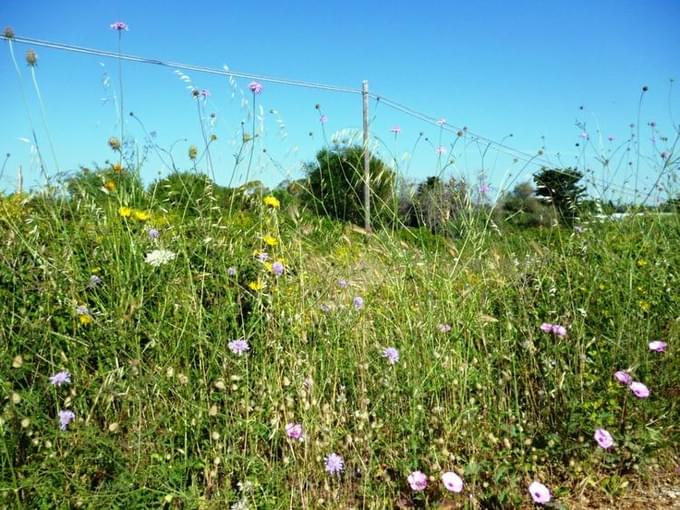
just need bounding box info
[497,181,556,228]
[304,145,396,227]
[533,167,586,225]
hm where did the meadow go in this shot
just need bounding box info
[1,22,680,510]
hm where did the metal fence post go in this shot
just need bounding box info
[362,80,371,232]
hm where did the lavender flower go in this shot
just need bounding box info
[438,323,452,333]
[75,305,90,316]
[614,370,632,385]
[353,296,364,310]
[58,410,75,430]
[630,381,650,398]
[110,21,128,31]
[528,481,551,504]
[227,266,237,276]
[49,370,71,387]
[228,339,250,355]
[594,428,614,449]
[324,453,344,475]
[146,227,160,240]
[319,303,331,314]
[285,423,304,441]
[271,261,284,277]
[337,278,348,289]
[442,471,464,493]
[248,81,263,94]
[382,347,400,365]
[256,252,269,262]
[88,275,102,288]
[648,340,667,353]
[407,470,428,491]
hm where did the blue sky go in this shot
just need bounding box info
[1,0,679,203]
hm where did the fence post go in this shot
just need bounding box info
[17,165,23,194]
[362,80,371,232]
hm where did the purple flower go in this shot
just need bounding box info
[353,296,364,310]
[75,305,90,315]
[337,278,348,289]
[630,381,650,398]
[58,410,75,430]
[435,146,447,155]
[594,428,614,449]
[479,183,491,194]
[272,261,284,277]
[248,81,263,94]
[256,252,269,262]
[88,275,102,288]
[319,114,328,124]
[614,370,632,386]
[438,323,452,333]
[552,324,567,337]
[441,471,464,493]
[407,470,428,491]
[528,481,551,504]
[319,303,331,313]
[382,347,400,365]
[390,126,401,135]
[285,423,304,440]
[648,340,667,353]
[227,266,237,276]
[580,131,589,140]
[228,339,250,355]
[540,322,554,333]
[324,453,344,475]
[49,370,71,387]
[146,227,160,240]
[436,118,447,126]
[110,21,128,31]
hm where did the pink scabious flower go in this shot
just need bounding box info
[528,481,551,504]
[58,410,75,430]
[390,126,401,135]
[285,423,304,441]
[648,340,667,353]
[614,370,632,386]
[479,183,491,194]
[248,81,263,94]
[337,278,348,289]
[552,324,567,337]
[435,146,447,155]
[629,381,650,398]
[110,21,128,31]
[382,347,400,365]
[407,470,428,491]
[49,370,71,387]
[594,428,614,449]
[441,471,464,493]
[438,323,452,333]
[540,322,553,333]
[353,296,364,310]
[436,118,447,126]
[324,453,344,475]
[228,339,250,355]
[319,114,328,124]
[271,261,284,277]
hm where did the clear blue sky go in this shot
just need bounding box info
[2,0,679,203]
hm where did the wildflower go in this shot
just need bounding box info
[248,81,263,94]
[353,296,364,310]
[88,275,102,288]
[540,323,553,333]
[436,118,446,126]
[594,428,614,449]
[133,209,151,221]
[285,423,304,440]
[25,49,38,67]
[58,410,75,430]
[319,303,331,313]
[324,453,344,475]
[552,324,567,337]
[319,114,328,123]
[441,471,464,493]
[110,21,128,31]
[648,340,667,353]
[112,162,124,173]
[248,280,264,291]
[438,323,452,333]
[49,371,71,387]
[630,381,650,398]
[390,126,401,135]
[108,136,121,151]
[263,195,280,208]
[337,278,348,289]
[528,481,551,504]
[146,227,160,240]
[407,471,428,491]
[614,370,632,385]
[436,146,447,155]
[118,206,132,218]
[580,131,589,140]
[4,26,15,39]
[144,249,176,267]
[256,252,269,262]
[103,180,116,192]
[382,347,400,365]
[479,183,491,194]
[76,305,90,316]
[263,235,278,247]
[188,145,198,160]
[228,338,250,355]
[79,314,93,325]
[271,261,284,277]
[227,266,237,276]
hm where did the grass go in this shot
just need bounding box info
[0,171,678,509]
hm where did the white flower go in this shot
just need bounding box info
[145,249,176,267]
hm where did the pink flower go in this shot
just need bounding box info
[319,114,328,123]
[528,481,551,504]
[540,323,554,333]
[390,126,401,135]
[614,370,632,385]
[49,370,71,387]
[594,428,614,449]
[438,323,452,333]
[110,21,128,31]
[435,146,447,155]
[58,410,75,430]
[436,118,446,126]
[630,381,650,398]
[441,471,463,492]
[407,470,428,491]
[552,324,567,337]
[248,81,263,94]
[580,131,589,140]
[648,340,667,352]
[285,423,304,441]
[479,183,491,194]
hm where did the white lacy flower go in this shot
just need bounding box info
[145,249,176,267]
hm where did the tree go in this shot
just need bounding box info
[304,145,396,227]
[533,167,586,225]
[497,181,556,228]
[405,176,470,233]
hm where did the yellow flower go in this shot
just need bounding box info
[636,259,648,268]
[118,206,132,218]
[79,314,93,325]
[263,235,278,247]
[108,137,121,151]
[133,209,151,221]
[248,280,264,291]
[263,195,280,209]
[103,180,116,192]
[638,300,651,312]
[264,262,273,272]
[111,162,124,173]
